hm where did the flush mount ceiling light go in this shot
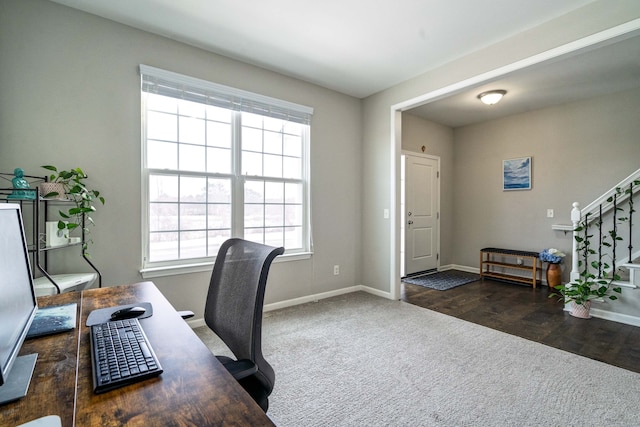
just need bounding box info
[477,90,507,105]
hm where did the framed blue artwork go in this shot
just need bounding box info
[503,157,531,191]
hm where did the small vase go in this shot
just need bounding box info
[546,262,562,289]
[570,301,591,319]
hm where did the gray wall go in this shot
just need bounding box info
[0,0,362,315]
[452,88,640,271]
[3,0,640,319]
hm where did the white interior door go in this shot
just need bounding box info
[404,154,439,276]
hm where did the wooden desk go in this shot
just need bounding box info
[4,282,274,427]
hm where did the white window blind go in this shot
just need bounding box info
[140,65,313,125]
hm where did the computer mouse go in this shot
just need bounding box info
[110,306,146,321]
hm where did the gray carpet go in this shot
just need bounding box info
[194,292,640,426]
[402,270,480,290]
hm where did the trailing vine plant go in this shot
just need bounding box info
[549,213,621,305]
[42,165,105,255]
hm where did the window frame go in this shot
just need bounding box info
[139,66,313,278]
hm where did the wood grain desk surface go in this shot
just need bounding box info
[4,281,274,427]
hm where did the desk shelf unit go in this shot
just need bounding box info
[480,247,541,288]
[1,172,101,294]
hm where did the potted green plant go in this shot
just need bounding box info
[549,214,622,318]
[41,165,105,254]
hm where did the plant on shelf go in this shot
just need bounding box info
[549,212,622,318]
[41,165,105,254]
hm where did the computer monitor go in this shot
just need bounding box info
[0,203,38,405]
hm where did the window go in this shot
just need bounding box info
[140,65,312,273]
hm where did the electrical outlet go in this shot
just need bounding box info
[333,265,340,275]
[547,209,554,218]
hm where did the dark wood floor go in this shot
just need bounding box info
[402,278,640,374]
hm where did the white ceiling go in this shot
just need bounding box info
[48,0,640,128]
[407,33,640,127]
[49,0,595,98]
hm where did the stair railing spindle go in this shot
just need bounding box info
[628,182,634,262]
[612,193,617,274]
[598,204,603,278]
[570,202,581,282]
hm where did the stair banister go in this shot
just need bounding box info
[580,167,640,219]
[569,167,640,283]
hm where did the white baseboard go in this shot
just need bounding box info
[187,268,640,329]
[187,284,393,329]
[571,306,640,327]
[264,286,362,312]
[440,264,480,274]
[265,284,394,310]
[186,318,206,328]
[357,284,394,300]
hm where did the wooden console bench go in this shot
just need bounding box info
[480,247,542,288]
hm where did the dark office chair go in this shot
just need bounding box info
[199,238,284,412]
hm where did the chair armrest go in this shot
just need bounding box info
[178,310,194,319]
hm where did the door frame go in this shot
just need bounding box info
[401,151,440,277]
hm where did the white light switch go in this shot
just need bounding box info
[383,209,389,219]
[547,209,554,218]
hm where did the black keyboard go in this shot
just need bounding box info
[90,318,163,393]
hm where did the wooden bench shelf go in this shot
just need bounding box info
[480,247,542,288]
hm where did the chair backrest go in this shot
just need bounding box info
[204,238,284,392]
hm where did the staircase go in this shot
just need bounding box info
[566,168,640,326]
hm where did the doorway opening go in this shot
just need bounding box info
[389,23,640,300]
